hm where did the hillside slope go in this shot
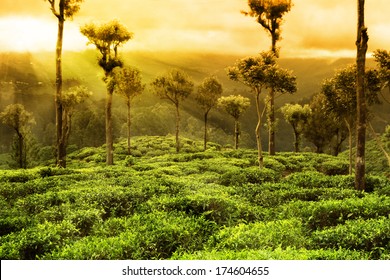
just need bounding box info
[0,51,388,153]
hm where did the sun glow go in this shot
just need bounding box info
[0,16,86,52]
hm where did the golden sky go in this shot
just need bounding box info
[0,0,389,57]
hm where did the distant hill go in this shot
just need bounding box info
[0,50,388,152]
[0,50,378,102]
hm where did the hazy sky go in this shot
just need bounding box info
[0,0,389,57]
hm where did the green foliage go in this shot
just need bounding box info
[48,212,216,260]
[278,194,390,230]
[1,136,389,260]
[319,159,350,175]
[172,247,371,260]
[0,220,79,259]
[219,167,279,186]
[283,171,354,189]
[208,219,307,251]
[311,217,390,259]
[217,95,250,120]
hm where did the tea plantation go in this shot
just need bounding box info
[0,136,389,260]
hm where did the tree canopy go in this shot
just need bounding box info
[243,0,292,55]
[80,20,133,74]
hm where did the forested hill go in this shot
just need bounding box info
[0,50,388,155]
[1,50,377,101]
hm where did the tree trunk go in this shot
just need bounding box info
[255,89,264,168]
[106,87,114,165]
[55,13,66,168]
[293,127,300,153]
[127,99,131,155]
[61,109,71,168]
[355,0,368,191]
[203,110,210,151]
[268,88,275,155]
[17,131,24,169]
[234,119,240,150]
[175,103,181,153]
[345,119,353,175]
[267,31,278,156]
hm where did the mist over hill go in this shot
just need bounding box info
[0,50,388,157]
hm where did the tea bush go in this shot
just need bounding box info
[146,185,263,225]
[283,171,355,189]
[277,194,390,230]
[1,135,389,260]
[0,220,79,259]
[172,247,371,260]
[208,219,307,251]
[318,159,350,175]
[311,217,390,259]
[48,212,217,260]
[219,167,279,187]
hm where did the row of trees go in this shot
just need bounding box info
[2,1,388,192]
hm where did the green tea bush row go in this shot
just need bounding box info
[283,171,355,189]
[0,215,34,236]
[172,247,371,260]
[311,217,390,259]
[146,185,264,225]
[47,212,217,260]
[0,220,79,259]
[0,169,38,183]
[277,194,390,230]
[234,182,363,208]
[208,219,307,251]
[219,167,280,186]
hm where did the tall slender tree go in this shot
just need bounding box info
[46,0,83,168]
[227,52,296,168]
[80,20,133,165]
[243,0,292,155]
[113,67,145,155]
[195,76,223,151]
[151,69,194,153]
[355,0,369,190]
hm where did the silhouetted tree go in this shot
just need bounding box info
[62,86,91,149]
[0,104,35,168]
[322,65,380,174]
[243,0,293,155]
[195,76,223,150]
[217,95,250,149]
[373,49,390,99]
[46,0,83,167]
[281,103,311,152]
[151,69,194,152]
[113,67,145,155]
[80,20,133,165]
[304,93,339,154]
